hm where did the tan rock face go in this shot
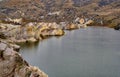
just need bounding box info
[64,23,79,30]
[0,22,64,43]
[0,41,48,77]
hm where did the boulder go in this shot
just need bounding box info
[77,24,87,28]
[85,20,94,25]
[52,29,65,36]
[9,43,20,51]
[26,37,37,43]
[15,39,27,43]
[79,18,85,24]
[64,23,79,30]
[114,24,120,30]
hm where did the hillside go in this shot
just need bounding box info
[0,0,120,27]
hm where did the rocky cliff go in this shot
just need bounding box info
[0,41,48,77]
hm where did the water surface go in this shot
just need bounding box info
[20,27,120,77]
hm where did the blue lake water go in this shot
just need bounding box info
[20,27,120,77]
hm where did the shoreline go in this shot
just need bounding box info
[0,41,48,77]
[0,18,119,77]
[0,20,83,77]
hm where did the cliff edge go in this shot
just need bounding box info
[0,41,48,77]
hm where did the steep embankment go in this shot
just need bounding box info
[0,41,48,77]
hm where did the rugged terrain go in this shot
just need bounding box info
[0,41,48,77]
[0,0,120,28]
[0,0,119,77]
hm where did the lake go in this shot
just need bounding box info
[20,27,120,77]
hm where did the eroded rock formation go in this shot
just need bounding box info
[0,41,48,77]
[0,21,65,43]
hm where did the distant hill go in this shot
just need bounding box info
[0,0,120,27]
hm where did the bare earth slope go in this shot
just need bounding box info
[0,0,120,27]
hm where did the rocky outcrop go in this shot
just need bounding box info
[64,23,78,30]
[0,41,48,77]
[0,21,64,43]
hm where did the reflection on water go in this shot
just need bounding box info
[20,27,120,77]
[19,42,39,49]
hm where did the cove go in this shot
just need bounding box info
[20,27,120,77]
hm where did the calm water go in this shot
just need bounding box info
[20,27,120,77]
